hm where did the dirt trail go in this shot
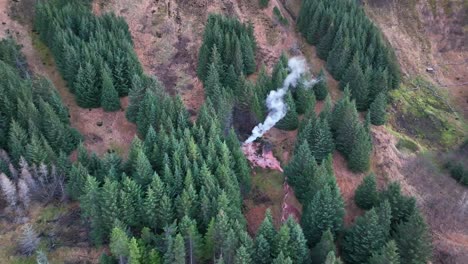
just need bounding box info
[1,0,137,157]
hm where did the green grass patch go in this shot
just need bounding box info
[389,76,466,149]
[396,138,420,153]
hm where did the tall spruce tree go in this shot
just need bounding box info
[310,229,336,264]
[314,68,329,100]
[301,185,345,246]
[342,208,387,264]
[369,92,387,125]
[354,173,379,210]
[275,91,298,131]
[368,240,400,264]
[101,66,121,112]
[394,212,432,264]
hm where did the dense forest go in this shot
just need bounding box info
[0,0,434,263]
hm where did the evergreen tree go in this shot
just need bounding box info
[314,68,329,100]
[172,234,186,264]
[295,82,316,115]
[256,209,277,249]
[354,173,379,210]
[380,182,416,228]
[75,62,100,108]
[128,237,141,264]
[234,246,251,264]
[324,251,343,264]
[394,212,432,264]
[342,209,387,264]
[101,66,121,112]
[310,229,336,264]
[369,92,387,125]
[275,91,298,130]
[301,185,345,246]
[309,118,335,163]
[272,251,292,264]
[368,240,400,264]
[285,217,309,264]
[259,0,269,9]
[110,225,129,264]
[253,234,271,264]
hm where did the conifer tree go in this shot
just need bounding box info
[259,0,269,9]
[314,68,329,100]
[309,118,335,163]
[285,217,309,264]
[197,44,210,82]
[172,234,186,264]
[380,182,416,228]
[273,251,292,264]
[75,62,99,108]
[256,209,277,249]
[324,251,343,264]
[128,237,142,264]
[301,185,345,246]
[100,178,120,235]
[253,234,271,264]
[368,240,400,264]
[234,246,251,264]
[348,125,372,172]
[275,91,298,130]
[342,208,386,264]
[310,229,336,264]
[295,82,316,115]
[101,66,121,112]
[370,92,387,125]
[120,176,143,227]
[354,173,379,210]
[110,225,129,264]
[394,212,432,264]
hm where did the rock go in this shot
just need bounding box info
[96,121,103,127]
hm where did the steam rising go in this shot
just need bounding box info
[245,57,319,143]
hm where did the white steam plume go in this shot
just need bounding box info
[245,57,318,143]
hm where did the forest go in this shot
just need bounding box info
[0,0,439,263]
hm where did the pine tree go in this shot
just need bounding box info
[234,246,251,264]
[275,91,298,131]
[342,209,387,264]
[197,44,210,82]
[314,68,329,100]
[75,62,99,108]
[309,117,335,163]
[285,217,309,264]
[233,37,244,75]
[295,81,316,115]
[324,251,343,264]
[380,182,416,228]
[253,234,271,264]
[172,234,186,264]
[310,229,336,264]
[128,237,141,264]
[110,225,129,264]
[256,209,277,249]
[101,66,121,112]
[368,240,400,264]
[301,185,345,246]
[275,225,291,258]
[100,177,120,235]
[241,34,256,75]
[354,173,379,210]
[259,0,269,9]
[394,211,432,264]
[341,54,368,111]
[369,92,387,125]
[272,251,292,264]
[120,176,143,227]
